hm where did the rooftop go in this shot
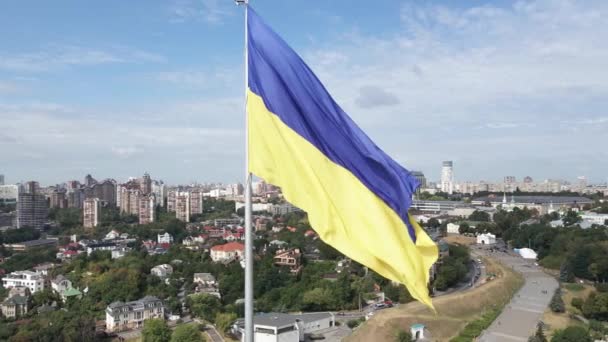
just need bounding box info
[211,242,244,252]
[473,195,593,204]
[253,312,334,328]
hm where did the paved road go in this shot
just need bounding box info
[477,249,558,342]
[205,324,224,342]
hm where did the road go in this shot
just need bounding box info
[477,248,558,342]
[205,323,224,342]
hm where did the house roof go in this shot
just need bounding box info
[63,288,82,297]
[194,273,216,282]
[3,295,28,305]
[253,312,334,328]
[211,242,244,252]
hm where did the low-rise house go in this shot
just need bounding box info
[111,247,132,259]
[151,264,173,279]
[33,263,56,276]
[210,242,245,263]
[157,233,174,244]
[2,271,45,293]
[8,286,30,297]
[1,295,29,319]
[61,287,83,301]
[105,296,164,332]
[304,230,317,238]
[269,240,287,248]
[193,273,216,286]
[104,230,121,240]
[274,248,302,274]
[223,231,243,242]
[51,275,72,294]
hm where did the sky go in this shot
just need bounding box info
[1,0,607,186]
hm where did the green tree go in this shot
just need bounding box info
[171,324,205,342]
[550,289,565,313]
[529,325,547,342]
[187,294,222,322]
[551,326,591,342]
[582,292,608,321]
[458,222,470,235]
[395,329,412,342]
[215,312,237,333]
[560,262,574,283]
[571,297,583,311]
[468,210,491,222]
[562,210,581,226]
[142,319,172,342]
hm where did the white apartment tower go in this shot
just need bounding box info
[440,161,454,194]
[83,198,101,229]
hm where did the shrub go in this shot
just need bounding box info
[550,289,566,313]
[571,297,583,310]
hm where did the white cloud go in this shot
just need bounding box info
[169,0,232,24]
[0,45,165,72]
[300,0,608,181]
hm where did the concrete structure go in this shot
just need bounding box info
[0,174,3,185]
[2,271,45,293]
[580,212,608,225]
[105,296,164,332]
[138,194,155,224]
[50,189,68,209]
[210,242,244,262]
[477,233,496,245]
[86,242,117,255]
[270,203,302,216]
[84,179,117,206]
[411,200,463,212]
[190,190,203,216]
[411,323,425,340]
[1,295,28,318]
[472,195,592,214]
[441,161,454,194]
[151,264,173,278]
[151,181,166,207]
[83,198,101,229]
[233,312,335,342]
[140,173,152,195]
[17,183,48,229]
[157,233,173,244]
[410,171,427,190]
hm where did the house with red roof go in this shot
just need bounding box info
[210,242,244,263]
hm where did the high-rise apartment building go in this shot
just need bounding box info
[0,185,18,205]
[440,161,454,194]
[167,190,176,212]
[83,198,101,229]
[410,171,427,190]
[17,183,48,230]
[504,176,516,184]
[139,194,155,225]
[190,191,203,216]
[0,174,4,185]
[84,179,116,206]
[175,192,191,222]
[84,174,97,187]
[141,173,152,195]
[50,190,68,209]
[152,181,166,207]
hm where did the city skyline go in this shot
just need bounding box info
[2,0,608,184]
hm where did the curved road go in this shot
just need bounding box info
[477,249,558,342]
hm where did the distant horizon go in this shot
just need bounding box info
[2,1,607,187]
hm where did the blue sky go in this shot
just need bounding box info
[1,0,607,186]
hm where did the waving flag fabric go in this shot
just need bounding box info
[246,7,438,308]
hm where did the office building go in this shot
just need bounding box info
[440,161,454,194]
[17,183,48,230]
[83,198,101,229]
[139,194,155,224]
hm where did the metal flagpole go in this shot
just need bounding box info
[236,0,254,341]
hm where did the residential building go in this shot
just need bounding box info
[104,229,121,240]
[84,174,97,187]
[2,271,45,293]
[210,242,245,262]
[67,188,85,209]
[83,198,101,229]
[411,171,427,190]
[61,288,83,301]
[17,183,48,229]
[175,192,191,222]
[86,242,117,255]
[157,233,173,244]
[112,247,132,259]
[0,184,18,205]
[105,296,164,332]
[167,190,176,212]
[141,173,152,195]
[0,174,3,185]
[214,218,242,227]
[441,161,454,194]
[151,264,173,278]
[139,194,155,224]
[33,263,56,276]
[152,181,166,207]
[580,212,608,225]
[193,273,216,286]
[50,189,68,208]
[270,203,302,216]
[190,190,203,216]
[1,295,29,319]
[273,248,302,274]
[51,275,72,294]
[84,179,117,206]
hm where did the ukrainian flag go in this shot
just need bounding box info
[247,8,438,308]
